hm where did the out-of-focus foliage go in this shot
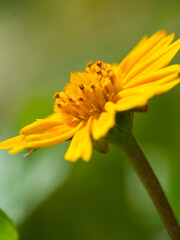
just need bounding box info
[0,209,18,240]
[0,0,180,239]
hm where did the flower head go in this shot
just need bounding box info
[1,30,180,161]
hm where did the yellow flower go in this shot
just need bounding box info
[0,30,180,161]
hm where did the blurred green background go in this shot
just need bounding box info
[0,0,180,239]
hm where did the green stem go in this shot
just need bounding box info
[109,130,180,240]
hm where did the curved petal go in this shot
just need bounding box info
[114,94,152,112]
[64,119,92,162]
[65,102,116,162]
[123,42,180,84]
[24,122,83,149]
[118,31,180,87]
[20,113,66,135]
[0,113,83,153]
[92,102,116,140]
[0,136,24,150]
[123,64,180,88]
[114,77,180,112]
[118,31,168,75]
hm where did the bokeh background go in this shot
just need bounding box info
[0,0,180,239]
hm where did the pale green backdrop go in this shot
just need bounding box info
[0,0,180,239]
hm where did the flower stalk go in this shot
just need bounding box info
[109,112,180,240]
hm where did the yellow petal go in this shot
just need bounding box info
[123,64,180,88]
[114,94,151,112]
[119,73,179,97]
[118,30,168,75]
[117,30,180,91]
[123,40,180,84]
[0,115,83,153]
[115,77,179,112]
[64,119,92,162]
[20,113,65,135]
[137,33,175,63]
[8,146,26,154]
[152,79,180,95]
[0,136,24,150]
[23,121,83,149]
[92,102,116,140]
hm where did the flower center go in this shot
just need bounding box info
[54,61,121,121]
